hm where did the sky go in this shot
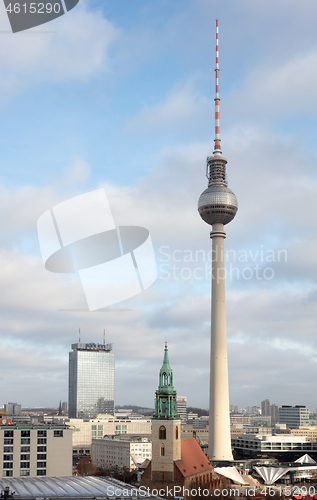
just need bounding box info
[0,0,317,411]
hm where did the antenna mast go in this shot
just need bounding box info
[103,329,105,345]
[214,19,221,157]
[79,328,81,343]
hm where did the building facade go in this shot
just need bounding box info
[176,397,187,422]
[279,406,309,429]
[68,342,115,419]
[92,435,152,470]
[4,403,21,416]
[232,433,317,461]
[0,424,72,478]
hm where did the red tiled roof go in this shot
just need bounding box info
[175,438,213,478]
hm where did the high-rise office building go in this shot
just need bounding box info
[68,342,115,419]
[4,403,21,416]
[261,399,271,417]
[271,404,280,426]
[176,396,187,421]
[279,405,309,429]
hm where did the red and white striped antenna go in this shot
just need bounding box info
[214,19,222,157]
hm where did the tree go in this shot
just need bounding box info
[76,457,97,476]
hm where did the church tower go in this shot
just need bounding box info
[151,343,181,481]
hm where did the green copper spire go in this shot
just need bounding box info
[153,343,180,420]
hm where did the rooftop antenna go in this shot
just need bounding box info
[214,19,221,157]
[79,328,81,343]
[103,329,105,345]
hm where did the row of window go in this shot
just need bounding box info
[3,462,46,469]
[3,470,46,477]
[3,430,62,438]
[4,438,47,446]
[3,454,47,460]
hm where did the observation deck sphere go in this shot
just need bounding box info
[198,185,238,226]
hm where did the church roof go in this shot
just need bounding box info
[175,438,214,478]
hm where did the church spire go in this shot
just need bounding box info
[159,342,173,389]
[153,343,179,420]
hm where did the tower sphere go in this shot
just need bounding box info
[198,185,238,226]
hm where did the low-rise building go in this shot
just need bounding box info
[290,426,317,441]
[232,433,317,461]
[0,424,72,478]
[92,435,152,470]
[55,416,152,464]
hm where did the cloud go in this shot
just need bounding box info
[1,121,317,408]
[125,80,210,134]
[227,49,317,121]
[0,1,119,106]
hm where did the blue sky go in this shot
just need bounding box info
[1,0,317,412]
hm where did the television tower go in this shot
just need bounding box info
[198,20,238,461]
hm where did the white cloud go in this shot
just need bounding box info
[125,80,210,133]
[0,1,119,106]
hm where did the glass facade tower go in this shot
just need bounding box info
[68,342,115,419]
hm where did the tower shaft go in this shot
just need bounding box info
[209,223,233,461]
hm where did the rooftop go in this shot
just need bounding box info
[0,476,155,499]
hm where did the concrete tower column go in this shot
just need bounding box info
[209,222,233,461]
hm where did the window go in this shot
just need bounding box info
[37,430,47,437]
[122,425,127,430]
[3,447,13,453]
[3,471,13,477]
[37,438,46,444]
[176,426,179,440]
[20,462,30,468]
[159,426,166,439]
[37,462,46,468]
[3,439,13,445]
[116,425,121,430]
[21,431,30,437]
[37,470,46,476]
[92,425,97,430]
[54,430,63,437]
[98,425,103,430]
[20,470,30,477]
[3,455,13,461]
[37,454,47,460]
[21,439,30,445]
[4,431,13,438]
[20,455,30,461]
[21,447,30,453]
[3,463,13,469]
[92,431,96,437]
[37,446,46,452]
[161,446,165,456]
[97,431,103,436]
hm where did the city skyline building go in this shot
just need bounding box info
[68,341,115,419]
[176,396,187,421]
[197,20,238,461]
[279,405,309,429]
